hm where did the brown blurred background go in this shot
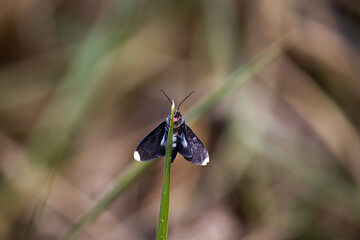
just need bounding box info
[1,0,360,239]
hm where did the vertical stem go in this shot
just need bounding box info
[156,100,175,240]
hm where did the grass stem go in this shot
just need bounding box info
[156,100,175,240]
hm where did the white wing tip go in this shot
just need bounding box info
[134,151,141,161]
[201,156,210,166]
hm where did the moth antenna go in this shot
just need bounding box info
[178,91,195,110]
[159,89,172,105]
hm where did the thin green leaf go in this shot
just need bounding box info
[156,100,175,240]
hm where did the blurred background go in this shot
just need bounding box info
[1,0,360,239]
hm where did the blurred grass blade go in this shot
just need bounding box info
[23,137,67,240]
[61,160,156,240]
[22,169,56,240]
[20,1,145,239]
[156,101,175,240]
[186,31,296,123]
[28,0,144,167]
[61,31,296,240]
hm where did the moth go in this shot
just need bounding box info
[134,90,209,166]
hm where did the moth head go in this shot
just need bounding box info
[173,110,183,127]
[159,89,194,128]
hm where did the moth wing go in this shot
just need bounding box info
[183,124,209,166]
[178,130,193,159]
[134,121,167,161]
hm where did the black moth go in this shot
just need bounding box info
[134,90,209,166]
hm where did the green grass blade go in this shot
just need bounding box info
[156,101,175,240]
[61,32,295,240]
